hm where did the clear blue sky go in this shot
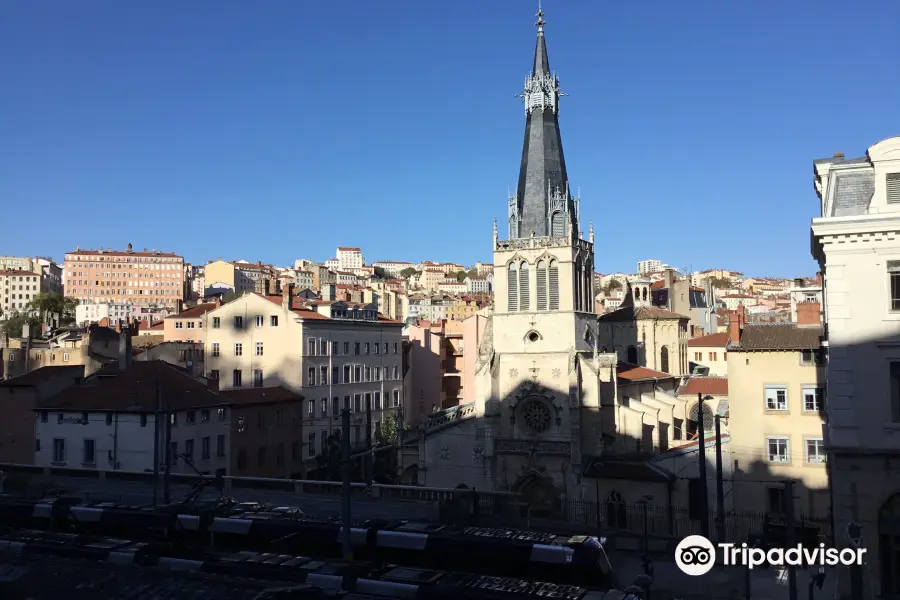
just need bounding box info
[2,1,898,277]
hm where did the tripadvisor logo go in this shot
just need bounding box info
[675,535,867,576]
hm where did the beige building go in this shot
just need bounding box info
[336,247,364,271]
[725,305,828,518]
[204,260,277,295]
[1,270,41,315]
[404,319,465,428]
[64,244,184,308]
[203,288,404,467]
[810,136,900,598]
[597,281,690,376]
[687,332,729,376]
[164,302,219,343]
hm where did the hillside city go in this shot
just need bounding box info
[1,5,898,600]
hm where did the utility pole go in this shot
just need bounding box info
[163,383,172,505]
[784,479,798,600]
[715,413,725,542]
[152,371,161,507]
[340,406,352,561]
[697,394,710,539]
[365,393,373,485]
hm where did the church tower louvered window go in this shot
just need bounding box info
[551,212,565,236]
[548,260,559,310]
[536,260,548,310]
[519,261,530,311]
[507,262,518,312]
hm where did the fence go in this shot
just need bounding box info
[440,495,832,547]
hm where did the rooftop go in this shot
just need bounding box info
[599,305,688,322]
[729,323,824,351]
[687,332,730,348]
[0,366,84,388]
[36,360,303,412]
[67,248,181,258]
[0,270,40,277]
[616,361,674,381]
[166,303,218,320]
[678,376,728,396]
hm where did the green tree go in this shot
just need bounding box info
[310,431,343,481]
[0,313,41,338]
[373,415,400,484]
[466,268,479,278]
[455,270,468,283]
[372,266,395,280]
[222,290,240,303]
[26,292,77,326]
[709,277,731,289]
[399,267,419,279]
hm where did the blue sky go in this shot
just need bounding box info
[2,1,898,277]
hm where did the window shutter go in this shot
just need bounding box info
[888,173,900,204]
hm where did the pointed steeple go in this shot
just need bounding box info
[508,6,577,239]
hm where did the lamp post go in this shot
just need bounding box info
[636,494,654,600]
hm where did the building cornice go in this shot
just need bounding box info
[811,213,900,237]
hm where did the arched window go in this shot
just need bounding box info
[548,260,559,310]
[687,402,714,436]
[660,346,670,373]
[642,287,648,302]
[536,260,548,310]
[507,262,518,312]
[518,261,530,311]
[551,212,565,236]
[584,260,593,312]
[605,490,627,529]
[574,258,583,312]
[627,345,638,364]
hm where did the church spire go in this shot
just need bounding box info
[509,5,577,240]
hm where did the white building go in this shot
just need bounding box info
[75,302,133,326]
[324,258,340,270]
[464,275,492,294]
[637,259,663,275]
[0,270,41,315]
[788,278,823,323]
[371,261,414,277]
[810,136,900,599]
[336,247,364,271]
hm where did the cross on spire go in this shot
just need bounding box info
[536,3,546,33]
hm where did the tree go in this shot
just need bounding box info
[602,279,622,295]
[310,431,343,482]
[25,292,77,326]
[455,270,468,283]
[0,313,41,338]
[466,268,479,279]
[373,415,400,484]
[709,277,731,289]
[399,267,419,279]
[222,290,240,303]
[372,266,395,280]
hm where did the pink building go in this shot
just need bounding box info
[163,302,219,342]
[404,319,468,428]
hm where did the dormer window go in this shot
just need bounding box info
[888,173,900,204]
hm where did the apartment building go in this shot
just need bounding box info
[0,256,34,272]
[371,261,413,277]
[336,247,364,270]
[637,259,663,275]
[75,302,133,326]
[34,258,63,294]
[203,286,404,464]
[63,244,184,308]
[310,265,336,291]
[725,305,828,518]
[0,270,41,314]
[205,260,277,295]
[437,279,466,295]
[405,319,465,427]
[464,275,491,294]
[1,324,121,381]
[32,358,304,478]
[810,136,900,598]
[163,302,219,342]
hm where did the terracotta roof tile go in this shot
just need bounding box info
[688,332,730,347]
[678,376,728,396]
[729,324,823,351]
[166,303,218,319]
[616,361,675,381]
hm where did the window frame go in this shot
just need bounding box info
[766,436,790,464]
[802,385,824,413]
[764,385,788,412]
[805,437,826,464]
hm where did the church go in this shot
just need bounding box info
[406,9,714,511]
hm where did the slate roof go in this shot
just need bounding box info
[36,360,303,412]
[0,554,281,600]
[678,376,728,396]
[830,170,874,217]
[728,324,823,351]
[598,305,688,322]
[0,365,84,387]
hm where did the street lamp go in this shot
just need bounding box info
[636,494,653,582]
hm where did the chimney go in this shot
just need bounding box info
[214,297,222,308]
[206,376,219,394]
[174,299,183,315]
[664,269,675,290]
[797,301,821,326]
[118,329,132,370]
[729,305,746,344]
[282,283,295,310]
[793,277,804,288]
[833,152,844,161]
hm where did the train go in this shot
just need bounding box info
[0,495,616,588]
[0,528,650,600]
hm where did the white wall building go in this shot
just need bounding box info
[75,302,133,325]
[637,259,663,275]
[336,247,364,271]
[371,261,414,277]
[810,136,900,599]
[464,275,491,294]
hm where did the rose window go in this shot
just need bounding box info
[522,400,552,433]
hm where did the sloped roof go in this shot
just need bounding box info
[729,324,823,351]
[599,305,688,322]
[678,376,728,396]
[0,366,84,387]
[616,362,674,381]
[688,332,730,347]
[166,303,218,320]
